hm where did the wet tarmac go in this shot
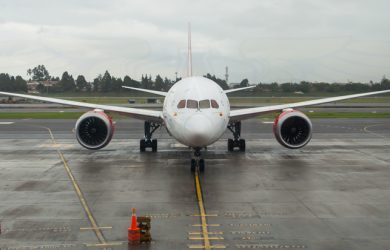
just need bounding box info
[0,118,390,250]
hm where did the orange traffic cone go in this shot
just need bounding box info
[128,208,140,244]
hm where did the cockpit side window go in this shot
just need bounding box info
[177,100,186,109]
[187,99,198,109]
[211,99,219,109]
[199,99,210,109]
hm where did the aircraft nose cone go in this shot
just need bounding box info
[185,114,213,147]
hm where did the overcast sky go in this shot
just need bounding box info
[0,0,389,83]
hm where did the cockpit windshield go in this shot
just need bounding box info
[186,99,198,109]
[199,100,210,109]
[177,100,186,109]
[211,99,219,108]
[177,99,219,109]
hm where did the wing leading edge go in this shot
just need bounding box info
[0,91,163,122]
[224,85,255,94]
[229,89,390,121]
[122,86,167,96]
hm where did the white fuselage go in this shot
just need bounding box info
[163,76,230,148]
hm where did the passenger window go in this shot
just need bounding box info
[211,99,219,109]
[177,100,186,109]
[187,99,198,109]
[199,100,210,109]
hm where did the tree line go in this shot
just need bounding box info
[0,74,28,92]
[0,65,390,95]
[253,79,390,94]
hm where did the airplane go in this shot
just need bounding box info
[1,25,390,172]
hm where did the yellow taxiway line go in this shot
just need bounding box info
[194,170,211,250]
[44,126,107,244]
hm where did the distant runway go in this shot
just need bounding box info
[0,118,390,249]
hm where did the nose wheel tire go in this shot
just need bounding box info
[191,159,196,172]
[190,159,205,172]
[191,148,205,172]
[199,159,205,172]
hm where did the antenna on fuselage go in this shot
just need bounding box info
[187,22,192,77]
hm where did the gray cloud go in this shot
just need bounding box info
[0,0,389,83]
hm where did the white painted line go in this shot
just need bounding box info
[262,121,274,124]
[0,122,14,125]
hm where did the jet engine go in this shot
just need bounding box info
[75,110,114,150]
[273,109,312,149]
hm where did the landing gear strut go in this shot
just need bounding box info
[227,121,246,152]
[191,148,205,172]
[140,121,160,152]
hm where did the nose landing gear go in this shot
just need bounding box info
[227,121,246,152]
[140,121,160,152]
[191,148,205,172]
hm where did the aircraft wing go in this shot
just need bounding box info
[122,86,167,96]
[224,86,255,94]
[0,91,163,122]
[229,89,390,121]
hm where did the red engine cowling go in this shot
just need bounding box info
[273,109,312,149]
[75,110,115,150]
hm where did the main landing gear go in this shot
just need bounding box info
[140,121,160,152]
[191,148,205,172]
[227,121,246,152]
